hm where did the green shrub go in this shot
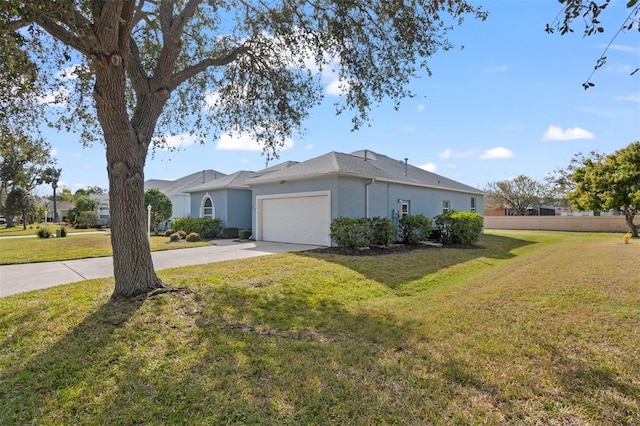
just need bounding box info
[177,230,187,239]
[169,232,181,242]
[434,211,484,245]
[370,217,396,246]
[164,228,174,237]
[76,211,99,229]
[58,226,67,237]
[330,217,372,249]
[170,218,221,238]
[222,227,239,238]
[36,226,52,238]
[238,229,252,239]
[398,214,432,245]
[186,232,201,242]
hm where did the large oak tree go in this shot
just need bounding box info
[2,0,487,299]
[568,142,640,237]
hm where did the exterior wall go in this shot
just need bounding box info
[484,216,630,233]
[226,189,252,229]
[251,176,341,229]
[170,194,191,219]
[189,190,228,223]
[251,176,484,231]
[370,182,484,220]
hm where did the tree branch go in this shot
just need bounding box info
[169,45,250,90]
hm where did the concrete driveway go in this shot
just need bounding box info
[0,240,320,298]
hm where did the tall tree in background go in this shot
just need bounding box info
[38,167,62,223]
[5,186,36,230]
[0,127,55,227]
[568,142,640,237]
[144,189,172,235]
[2,0,487,299]
[485,175,546,216]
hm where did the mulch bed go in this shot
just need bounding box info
[305,242,484,256]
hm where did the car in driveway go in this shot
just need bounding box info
[0,217,6,225]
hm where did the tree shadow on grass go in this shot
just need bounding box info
[0,297,144,424]
[296,233,536,290]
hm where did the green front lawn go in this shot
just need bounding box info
[0,231,638,424]
[0,233,212,264]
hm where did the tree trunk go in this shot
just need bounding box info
[625,210,639,238]
[94,60,166,300]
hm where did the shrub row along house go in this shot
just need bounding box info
[146,150,485,246]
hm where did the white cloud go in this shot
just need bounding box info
[305,144,314,151]
[543,125,595,141]
[36,87,70,107]
[617,94,640,102]
[417,104,425,112]
[419,162,437,172]
[216,133,294,151]
[485,65,508,73]
[605,44,640,54]
[325,77,351,96]
[437,148,477,159]
[479,147,514,160]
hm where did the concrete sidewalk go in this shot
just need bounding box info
[0,240,320,298]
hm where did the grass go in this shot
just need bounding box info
[0,230,638,424]
[0,233,212,264]
[0,223,97,237]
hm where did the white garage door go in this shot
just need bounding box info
[259,192,330,246]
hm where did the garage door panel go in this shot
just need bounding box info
[260,194,330,246]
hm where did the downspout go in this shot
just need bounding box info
[365,178,375,218]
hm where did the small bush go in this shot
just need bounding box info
[169,232,181,242]
[239,229,252,239]
[370,217,396,246]
[170,217,222,238]
[623,232,632,244]
[186,232,201,242]
[58,226,67,237]
[398,214,432,245]
[330,217,372,249]
[164,228,174,237]
[36,226,52,238]
[76,211,99,229]
[177,229,187,239]
[222,227,239,238]
[435,211,484,245]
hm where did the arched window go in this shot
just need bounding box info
[201,195,215,219]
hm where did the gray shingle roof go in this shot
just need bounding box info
[186,170,255,192]
[145,169,226,196]
[247,150,484,195]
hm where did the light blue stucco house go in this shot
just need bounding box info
[184,150,484,246]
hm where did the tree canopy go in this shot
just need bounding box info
[144,188,172,234]
[568,141,640,237]
[5,186,36,230]
[2,0,488,299]
[0,126,55,218]
[485,175,546,216]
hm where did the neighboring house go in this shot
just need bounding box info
[145,169,225,222]
[93,194,111,225]
[187,149,484,246]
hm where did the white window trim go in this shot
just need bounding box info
[201,193,215,219]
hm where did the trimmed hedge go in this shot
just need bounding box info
[330,217,372,249]
[434,211,484,245]
[398,214,432,245]
[170,217,221,239]
[370,217,395,246]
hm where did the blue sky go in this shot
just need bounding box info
[39,0,639,195]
